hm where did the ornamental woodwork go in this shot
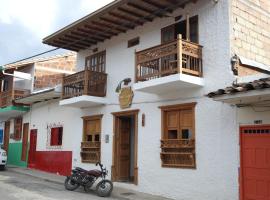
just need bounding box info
[62,70,107,99]
[81,115,102,163]
[160,103,196,168]
[136,34,203,82]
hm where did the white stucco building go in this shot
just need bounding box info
[8,0,270,200]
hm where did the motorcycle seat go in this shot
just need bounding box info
[75,167,89,172]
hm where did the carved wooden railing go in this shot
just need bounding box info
[14,89,30,99]
[81,141,100,163]
[0,89,30,108]
[160,139,196,168]
[0,90,13,108]
[136,35,203,82]
[62,69,107,99]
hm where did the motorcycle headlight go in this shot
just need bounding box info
[2,152,6,156]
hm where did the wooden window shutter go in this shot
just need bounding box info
[81,115,103,163]
[160,103,196,168]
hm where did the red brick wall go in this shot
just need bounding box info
[34,54,76,89]
[232,0,270,76]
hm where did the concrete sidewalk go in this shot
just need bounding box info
[7,166,173,200]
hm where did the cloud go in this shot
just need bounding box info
[0,0,114,65]
[0,0,57,37]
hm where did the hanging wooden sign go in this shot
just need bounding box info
[119,87,134,109]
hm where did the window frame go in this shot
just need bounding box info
[85,51,106,72]
[159,102,196,169]
[50,127,63,146]
[47,124,64,149]
[128,37,140,48]
[81,114,103,163]
[161,15,199,44]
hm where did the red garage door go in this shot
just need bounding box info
[240,126,270,200]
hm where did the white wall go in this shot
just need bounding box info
[20,0,239,199]
[13,64,34,91]
[238,106,270,125]
[23,100,82,152]
[73,0,239,199]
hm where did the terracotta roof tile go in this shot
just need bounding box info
[207,77,270,98]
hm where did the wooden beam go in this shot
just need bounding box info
[108,12,144,26]
[118,7,153,21]
[140,0,173,12]
[76,28,110,40]
[81,26,113,37]
[54,39,85,50]
[63,35,96,46]
[126,2,164,17]
[84,25,118,36]
[99,17,134,29]
[92,21,126,33]
[58,38,92,47]
[70,31,103,42]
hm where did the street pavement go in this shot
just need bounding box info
[0,170,118,200]
[0,168,173,200]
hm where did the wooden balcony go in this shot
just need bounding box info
[60,70,107,108]
[134,35,204,93]
[0,89,30,108]
[62,69,107,99]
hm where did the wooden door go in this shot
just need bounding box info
[28,129,37,167]
[117,118,131,181]
[240,126,270,200]
[21,123,29,161]
[3,121,10,153]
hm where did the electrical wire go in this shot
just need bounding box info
[3,48,60,66]
[2,0,188,67]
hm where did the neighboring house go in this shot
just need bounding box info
[5,0,268,199]
[0,53,76,168]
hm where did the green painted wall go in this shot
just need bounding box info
[7,142,28,167]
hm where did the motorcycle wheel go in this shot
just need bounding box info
[64,176,80,191]
[84,181,94,193]
[96,180,113,197]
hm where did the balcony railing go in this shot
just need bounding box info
[62,69,107,99]
[160,139,196,168]
[135,35,203,82]
[81,141,100,163]
[0,89,30,108]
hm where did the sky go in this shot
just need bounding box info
[0,0,114,65]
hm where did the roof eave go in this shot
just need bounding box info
[42,0,124,43]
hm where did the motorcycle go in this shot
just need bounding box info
[64,162,113,197]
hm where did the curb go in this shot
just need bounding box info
[6,167,172,200]
[7,167,64,186]
[7,167,127,199]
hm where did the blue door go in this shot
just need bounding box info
[0,129,3,144]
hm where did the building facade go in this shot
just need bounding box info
[3,0,269,200]
[1,53,76,168]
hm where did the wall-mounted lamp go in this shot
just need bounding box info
[231,54,239,75]
[115,78,132,93]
